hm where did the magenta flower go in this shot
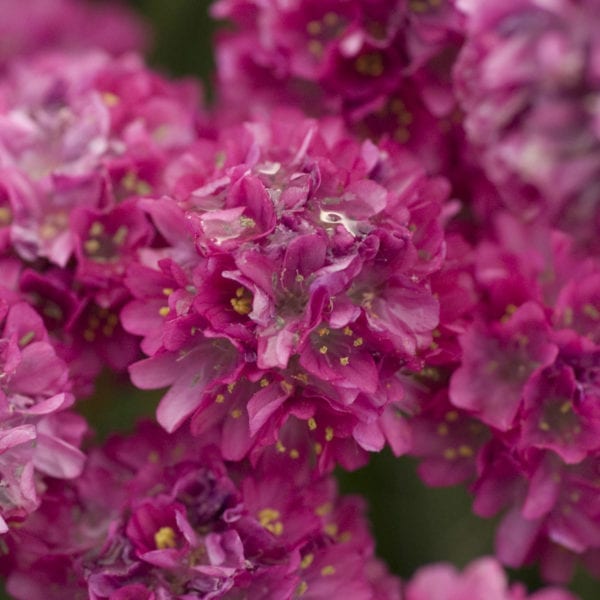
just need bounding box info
[0,0,149,71]
[212,0,467,177]
[3,421,400,599]
[0,296,86,531]
[449,301,558,431]
[124,107,446,468]
[455,0,600,254]
[405,556,578,600]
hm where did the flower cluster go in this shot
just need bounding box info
[455,0,600,254]
[0,48,200,381]
[2,422,400,599]
[0,43,201,527]
[404,557,577,600]
[0,0,148,71]
[211,0,467,176]
[0,285,86,532]
[0,0,596,597]
[125,107,448,471]
[405,209,600,581]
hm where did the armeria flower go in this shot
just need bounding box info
[449,300,559,431]
[211,0,467,177]
[404,556,578,600]
[397,209,600,580]
[454,0,600,254]
[3,421,400,599]
[0,0,149,71]
[125,107,447,469]
[0,50,198,270]
[0,293,86,531]
[0,50,202,378]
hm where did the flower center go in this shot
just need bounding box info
[154,526,177,550]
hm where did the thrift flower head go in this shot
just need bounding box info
[3,421,400,599]
[125,107,448,470]
[405,556,578,600]
[413,213,600,580]
[0,289,86,532]
[0,49,201,382]
[455,0,600,254]
[0,0,148,70]
[212,0,467,176]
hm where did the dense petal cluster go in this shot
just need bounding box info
[406,212,600,580]
[0,0,148,70]
[212,0,467,176]
[0,49,201,387]
[0,2,597,597]
[125,107,447,470]
[455,0,600,254]
[404,557,577,600]
[2,422,400,600]
[0,280,86,531]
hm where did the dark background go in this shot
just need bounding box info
[0,0,597,597]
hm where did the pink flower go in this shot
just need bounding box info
[0,0,149,71]
[3,421,400,599]
[123,107,447,468]
[0,297,86,531]
[455,0,600,254]
[449,301,558,431]
[212,0,467,177]
[405,556,578,600]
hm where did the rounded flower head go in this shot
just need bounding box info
[0,0,149,71]
[125,107,448,470]
[0,289,86,532]
[455,0,600,254]
[3,421,400,600]
[405,557,578,600]
[0,49,202,382]
[212,0,467,177]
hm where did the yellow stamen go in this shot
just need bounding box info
[154,526,176,549]
[307,20,321,35]
[84,239,101,255]
[258,508,284,535]
[458,445,473,458]
[102,92,120,106]
[301,553,314,569]
[0,206,12,225]
[89,221,104,236]
[355,53,384,77]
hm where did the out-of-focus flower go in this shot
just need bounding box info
[3,421,401,600]
[404,556,578,600]
[455,0,600,254]
[0,292,86,532]
[0,0,149,70]
[0,49,202,382]
[211,0,467,177]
